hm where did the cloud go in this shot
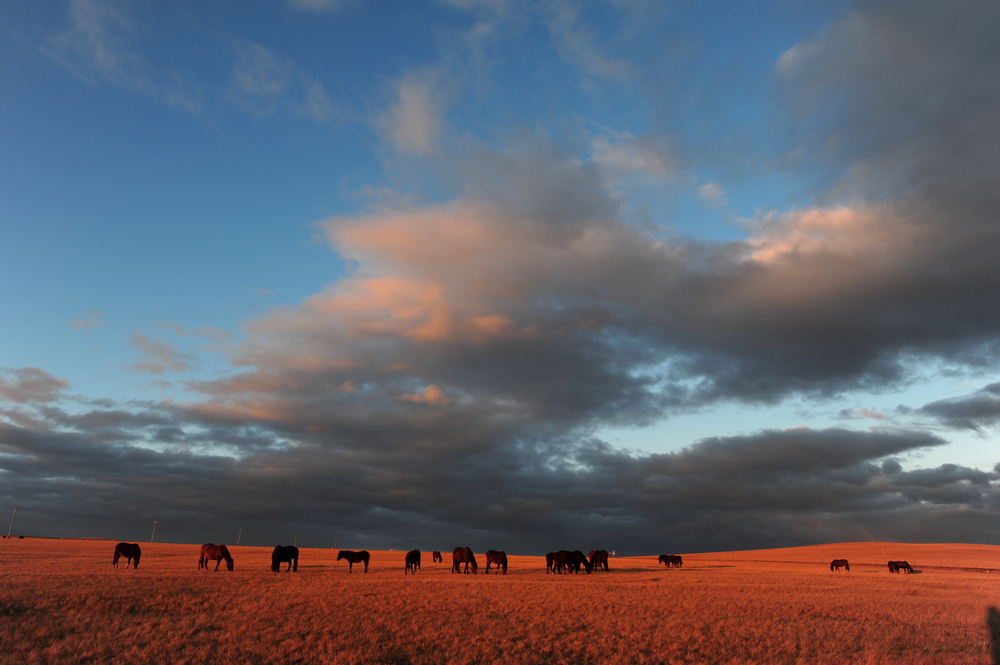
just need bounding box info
[0,368,70,404]
[43,0,202,113]
[2,380,990,552]
[69,309,105,330]
[544,0,632,80]
[591,131,678,181]
[919,383,1000,432]
[285,0,358,13]
[380,77,443,156]
[129,332,197,375]
[228,41,339,123]
[697,182,727,209]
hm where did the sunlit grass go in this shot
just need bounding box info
[0,539,996,663]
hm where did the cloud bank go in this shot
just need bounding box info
[5,0,1000,552]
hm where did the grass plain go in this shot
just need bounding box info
[1,538,998,664]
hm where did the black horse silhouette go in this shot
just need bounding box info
[830,558,849,572]
[337,550,370,573]
[405,549,421,574]
[659,555,682,567]
[113,542,141,569]
[199,543,234,571]
[452,547,478,574]
[484,550,508,574]
[432,551,443,563]
[271,545,298,572]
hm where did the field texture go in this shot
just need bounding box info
[1,539,998,664]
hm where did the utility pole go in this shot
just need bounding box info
[6,508,17,539]
[237,529,242,547]
[150,521,157,543]
[294,534,298,547]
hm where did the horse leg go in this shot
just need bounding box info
[215,558,221,571]
[363,560,369,573]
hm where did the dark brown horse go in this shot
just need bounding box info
[199,543,234,571]
[888,560,913,574]
[405,549,421,574]
[551,550,591,574]
[271,545,298,572]
[589,550,609,572]
[432,551,443,562]
[452,546,478,574]
[484,550,508,574]
[546,551,557,574]
[112,542,141,569]
[337,550,370,573]
[551,551,571,574]
[659,554,682,567]
[830,558,849,572]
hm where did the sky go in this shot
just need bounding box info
[1,0,998,555]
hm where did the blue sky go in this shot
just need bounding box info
[1,0,998,552]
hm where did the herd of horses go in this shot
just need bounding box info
[109,542,916,576]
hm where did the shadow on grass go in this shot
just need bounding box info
[987,606,1000,665]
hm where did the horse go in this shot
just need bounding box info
[551,550,591,574]
[484,550,508,574]
[271,545,298,572]
[830,558,849,572]
[405,549,421,574]
[199,543,234,571]
[890,560,913,574]
[589,550,609,572]
[546,552,557,574]
[452,547,478,574]
[658,554,682,567]
[337,550,370,573]
[432,551,443,563]
[112,542,141,569]
[545,550,573,575]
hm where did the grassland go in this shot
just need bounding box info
[1,539,997,664]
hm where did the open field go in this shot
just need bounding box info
[1,539,998,664]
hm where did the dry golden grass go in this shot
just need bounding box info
[1,539,998,664]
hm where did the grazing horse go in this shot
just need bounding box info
[889,560,913,574]
[551,551,572,574]
[199,543,234,571]
[830,559,849,572]
[546,552,557,574]
[271,545,298,572]
[452,547,478,574]
[432,551,443,563]
[484,550,508,574]
[590,550,609,572]
[405,549,421,574]
[551,550,591,574]
[337,550,370,573]
[659,554,682,567]
[112,542,141,569]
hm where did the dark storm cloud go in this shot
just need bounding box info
[918,383,1000,431]
[3,379,994,552]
